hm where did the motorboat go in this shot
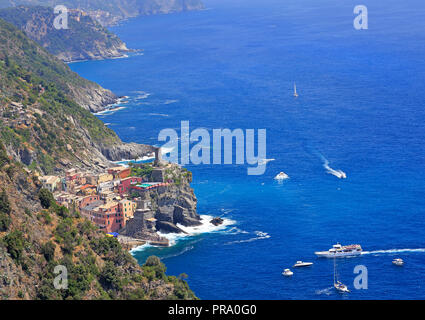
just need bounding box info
[282,268,294,276]
[392,258,404,266]
[274,172,289,180]
[293,261,313,268]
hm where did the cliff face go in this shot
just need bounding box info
[0,0,205,26]
[0,16,117,113]
[120,163,201,241]
[0,6,131,63]
[0,142,197,300]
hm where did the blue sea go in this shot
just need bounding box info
[70,0,425,299]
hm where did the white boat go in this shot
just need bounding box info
[392,258,404,266]
[333,257,350,293]
[282,268,294,276]
[274,172,289,180]
[334,281,350,293]
[315,243,362,258]
[293,82,299,98]
[293,261,313,268]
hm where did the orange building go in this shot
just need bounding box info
[107,166,131,180]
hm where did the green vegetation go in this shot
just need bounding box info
[38,188,55,209]
[3,230,25,263]
[0,189,11,231]
[0,17,120,173]
[130,163,153,179]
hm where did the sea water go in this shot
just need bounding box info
[70,0,425,299]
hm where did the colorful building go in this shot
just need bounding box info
[78,194,101,210]
[40,175,61,192]
[108,166,131,180]
[118,177,143,195]
[119,199,137,223]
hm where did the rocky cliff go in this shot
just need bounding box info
[0,0,205,26]
[0,6,132,63]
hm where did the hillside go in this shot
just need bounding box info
[0,17,198,300]
[0,17,117,112]
[0,6,131,62]
[0,0,205,26]
[0,18,153,174]
[0,141,197,299]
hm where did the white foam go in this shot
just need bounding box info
[94,106,126,116]
[163,99,179,105]
[129,242,153,253]
[225,231,271,245]
[259,158,275,165]
[315,287,334,296]
[158,215,236,246]
[148,113,169,117]
[362,248,425,255]
[132,91,151,100]
[320,155,347,179]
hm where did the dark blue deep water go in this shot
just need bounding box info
[70,0,425,299]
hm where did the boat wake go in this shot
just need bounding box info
[161,245,195,260]
[259,158,275,165]
[225,231,271,245]
[320,155,346,179]
[315,287,334,296]
[225,226,249,235]
[362,248,425,255]
[158,215,236,246]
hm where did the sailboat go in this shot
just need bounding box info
[293,82,299,98]
[333,257,350,293]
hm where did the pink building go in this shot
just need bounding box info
[118,177,143,195]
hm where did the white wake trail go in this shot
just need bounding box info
[362,248,425,255]
[320,155,347,179]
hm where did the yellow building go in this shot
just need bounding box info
[119,199,137,223]
[97,173,114,184]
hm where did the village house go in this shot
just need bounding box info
[97,172,114,184]
[77,194,101,210]
[118,176,144,195]
[55,192,78,208]
[108,166,131,180]
[40,175,61,193]
[119,199,137,223]
[76,184,97,196]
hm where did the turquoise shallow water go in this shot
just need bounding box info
[70,0,425,299]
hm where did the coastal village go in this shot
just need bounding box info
[39,150,173,249]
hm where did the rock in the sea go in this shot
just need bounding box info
[210,217,224,226]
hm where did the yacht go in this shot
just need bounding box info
[274,172,289,180]
[333,257,350,293]
[315,243,362,258]
[293,261,313,268]
[293,82,299,98]
[392,258,404,266]
[334,281,350,293]
[282,269,294,276]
